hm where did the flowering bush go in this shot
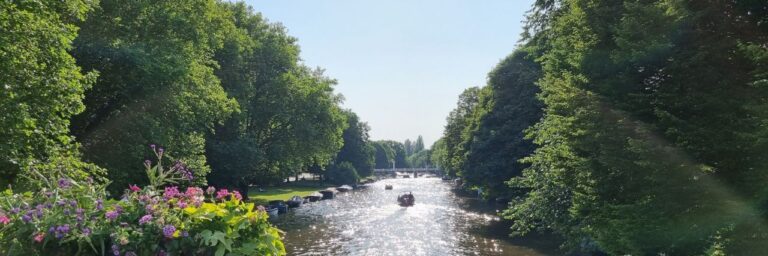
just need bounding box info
[0,145,285,255]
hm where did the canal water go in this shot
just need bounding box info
[271,177,559,256]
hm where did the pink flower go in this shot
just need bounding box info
[206,186,216,195]
[34,233,45,243]
[185,187,203,198]
[216,189,229,200]
[129,184,141,192]
[0,215,9,225]
[232,191,243,201]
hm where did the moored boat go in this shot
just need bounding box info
[268,200,289,214]
[266,207,279,217]
[287,195,303,208]
[319,190,335,200]
[337,185,353,192]
[305,192,322,202]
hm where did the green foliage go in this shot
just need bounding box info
[70,0,238,193]
[374,141,409,168]
[503,0,768,254]
[206,2,346,190]
[440,87,481,176]
[0,0,98,186]
[460,50,543,199]
[429,138,449,171]
[371,141,395,169]
[334,110,375,177]
[407,149,432,168]
[326,162,359,186]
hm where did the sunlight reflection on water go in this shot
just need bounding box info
[271,178,550,256]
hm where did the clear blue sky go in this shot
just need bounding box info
[244,0,533,146]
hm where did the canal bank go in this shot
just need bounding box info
[270,177,562,255]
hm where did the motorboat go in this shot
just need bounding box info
[384,184,393,190]
[287,195,303,208]
[305,192,322,202]
[397,192,415,207]
[268,200,289,214]
[337,185,353,192]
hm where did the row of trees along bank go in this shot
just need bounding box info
[1,0,375,197]
[434,0,768,255]
[370,135,433,169]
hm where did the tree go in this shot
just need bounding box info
[413,135,425,153]
[326,161,359,186]
[430,138,448,172]
[204,2,346,195]
[371,141,395,169]
[504,0,768,254]
[0,0,101,187]
[403,139,413,157]
[69,0,239,192]
[441,87,481,177]
[407,149,432,168]
[461,50,543,199]
[334,110,375,177]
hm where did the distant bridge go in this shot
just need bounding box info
[373,168,441,174]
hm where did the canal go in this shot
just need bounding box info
[271,177,559,255]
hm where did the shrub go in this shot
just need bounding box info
[326,162,359,186]
[0,146,285,255]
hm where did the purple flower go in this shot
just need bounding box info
[163,186,180,200]
[158,147,164,154]
[206,186,216,195]
[57,224,70,234]
[96,199,104,211]
[82,228,91,236]
[58,178,71,189]
[48,226,55,234]
[105,210,119,221]
[111,244,120,255]
[157,250,167,256]
[150,144,156,150]
[76,208,84,215]
[69,200,77,207]
[21,213,32,223]
[139,214,153,225]
[162,225,176,238]
[176,201,187,209]
[182,231,189,237]
[10,207,20,214]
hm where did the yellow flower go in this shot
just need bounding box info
[173,230,180,238]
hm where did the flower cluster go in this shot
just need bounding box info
[0,146,286,256]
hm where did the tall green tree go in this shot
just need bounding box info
[371,141,395,169]
[205,2,346,194]
[0,0,102,187]
[413,135,425,153]
[461,50,543,199]
[334,110,375,177]
[70,0,238,192]
[441,87,481,177]
[505,0,768,254]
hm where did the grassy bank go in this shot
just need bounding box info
[248,181,330,205]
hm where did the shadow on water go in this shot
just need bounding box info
[270,177,563,256]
